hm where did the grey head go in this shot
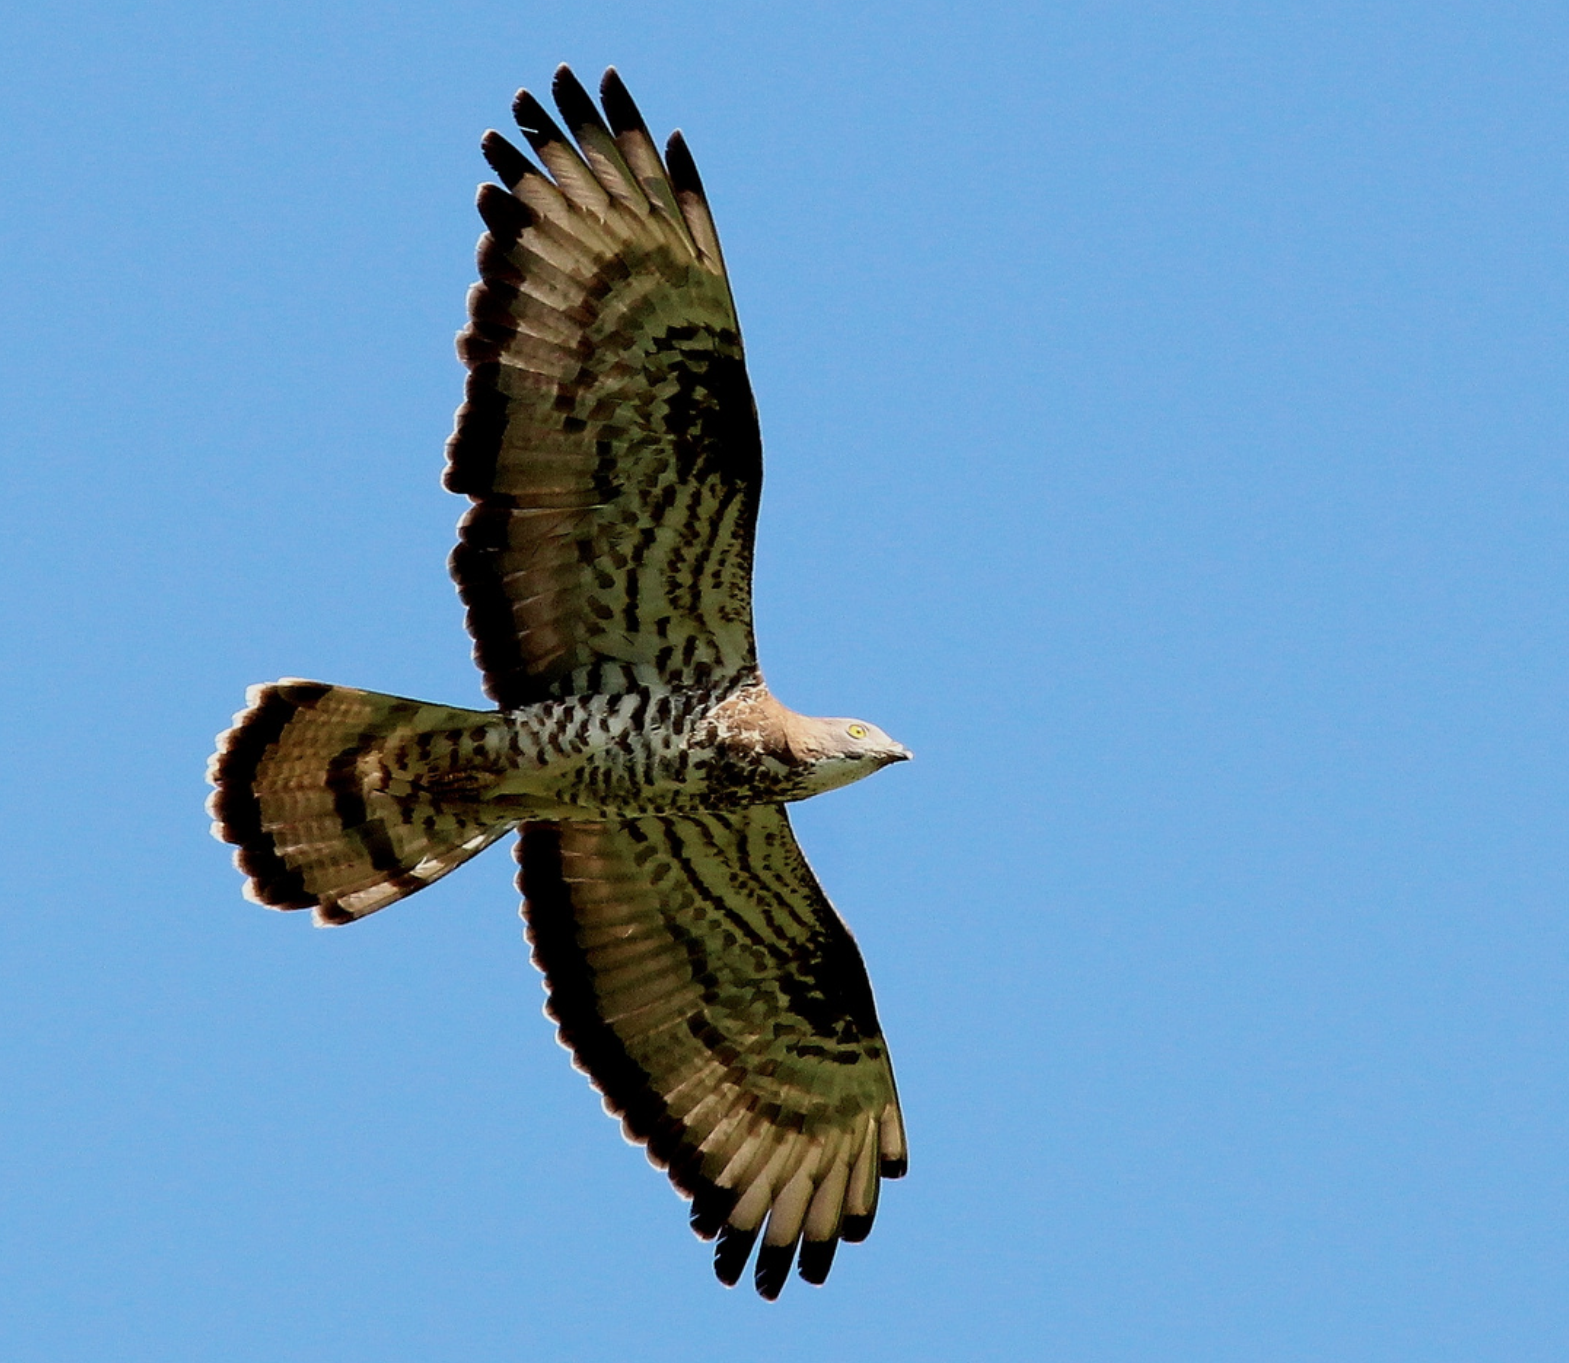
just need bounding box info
[787,714,913,797]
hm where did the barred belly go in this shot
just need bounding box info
[492,686,802,817]
[492,690,706,816]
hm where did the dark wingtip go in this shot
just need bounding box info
[476,182,530,239]
[688,1186,737,1242]
[664,130,705,200]
[713,1223,758,1287]
[753,1241,795,1301]
[797,1238,838,1286]
[481,130,534,190]
[882,1155,909,1180]
[512,88,566,154]
[840,1212,874,1244]
[475,233,523,284]
[599,67,650,138]
[550,64,604,136]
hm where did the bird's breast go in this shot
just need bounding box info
[485,689,807,817]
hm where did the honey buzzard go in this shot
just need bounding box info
[208,66,910,1300]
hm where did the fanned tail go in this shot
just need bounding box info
[206,680,517,925]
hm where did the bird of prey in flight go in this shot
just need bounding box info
[208,66,910,1300]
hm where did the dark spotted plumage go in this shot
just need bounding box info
[447,68,759,712]
[207,66,909,1300]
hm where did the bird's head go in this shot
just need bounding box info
[787,716,912,795]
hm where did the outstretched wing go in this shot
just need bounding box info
[518,806,907,1299]
[446,66,762,708]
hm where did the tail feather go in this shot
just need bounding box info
[207,680,517,925]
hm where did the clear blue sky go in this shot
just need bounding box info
[2,3,1565,1359]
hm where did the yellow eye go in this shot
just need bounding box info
[846,723,869,740]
